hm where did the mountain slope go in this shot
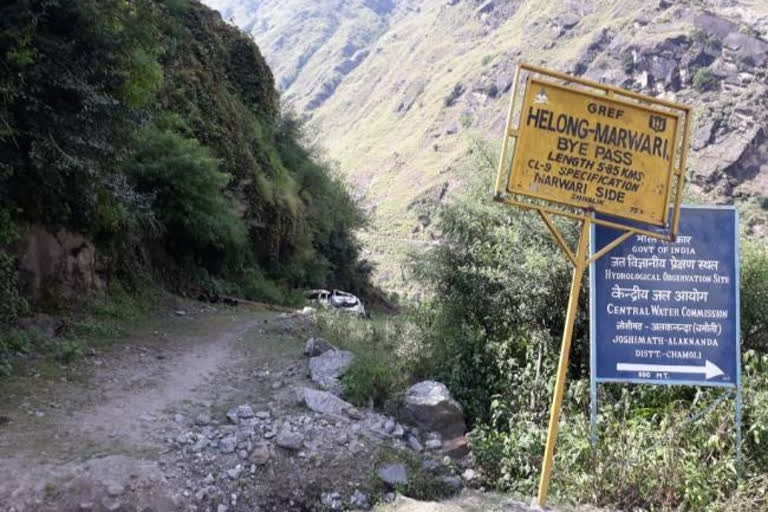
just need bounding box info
[205,0,768,291]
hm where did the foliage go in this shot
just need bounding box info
[407,141,581,424]
[444,83,465,107]
[0,328,41,376]
[0,210,26,328]
[400,139,768,510]
[693,68,718,92]
[0,281,158,376]
[0,0,163,231]
[471,354,768,511]
[0,0,373,313]
[741,239,768,351]
[315,311,416,409]
[124,123,248,273]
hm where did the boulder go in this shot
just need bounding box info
[276,429,304,450]
[299,387,358,418]
[401,381,466,439]
[218,436,237,454]
[441,435,470,458]
[349,490,369,509]
[407,435,423,453]
[303,337,336,357]
[308,349,355,395]
[250,442,271,465]
[376,463,408,487]
[15,225,105,301]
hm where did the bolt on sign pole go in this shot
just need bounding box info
[493,63,693,507]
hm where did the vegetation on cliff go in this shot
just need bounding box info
[0,1,371,320]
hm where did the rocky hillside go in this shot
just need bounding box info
[205,0,768,291]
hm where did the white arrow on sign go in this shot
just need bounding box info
[616,360,725,380]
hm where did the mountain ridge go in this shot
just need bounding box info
[204,0,768,291]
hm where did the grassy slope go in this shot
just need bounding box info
[309,1,646,291]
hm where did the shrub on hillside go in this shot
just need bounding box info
[407,142,579,424]
[405,139,768,510]
[124,124,248,273]
[741,239,768,351]
[693,68,718,92]
[316,311,416,410]
[444,83,465,107]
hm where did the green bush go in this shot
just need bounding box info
[44,338,84,365]
[404,138,768,510]
[0,328,44,376]
[342,350,403,408]
[316,311,415,409]
[471,374,768,511]
[741,239,768,351]
[238,268,291,305]
[408,141,579,424]
[693,68,718,92]
[125,124,248,272]
[0,210,26,328]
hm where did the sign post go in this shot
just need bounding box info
[589,206,741,456]
[493,63,693,507]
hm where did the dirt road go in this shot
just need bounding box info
[0,305,563,512]
[0,306,322,511]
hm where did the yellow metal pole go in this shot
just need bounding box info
[536,215,591,507]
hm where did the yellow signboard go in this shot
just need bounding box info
[506,78,680,226]
[493,64,693,509]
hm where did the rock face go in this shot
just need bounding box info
[401,381,466,440]
[15,225,105,302]
[308,349,355,396]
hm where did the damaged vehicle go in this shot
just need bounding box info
[305,289,366,316]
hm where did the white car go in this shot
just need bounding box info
[305,289,366,316]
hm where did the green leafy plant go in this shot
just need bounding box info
[125,124,248,272]
[693,68,718,92]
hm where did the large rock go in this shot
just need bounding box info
[401,381,466,440]
[304,337,336,357]
[15,225,105,302]
[376,463,408,487]
[275,427,304,450]
[299,387,358,418]
[308,349,355,395]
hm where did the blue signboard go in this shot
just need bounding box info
[590,206,740,387]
